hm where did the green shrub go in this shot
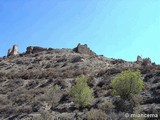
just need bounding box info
[111,70,144,100]
[70,76,94,107]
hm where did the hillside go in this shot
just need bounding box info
[0,44,160,120]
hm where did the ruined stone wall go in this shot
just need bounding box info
[7,45,19,56]
[73,43,96,56]
[26,46,48,54]
[136,55,152,66]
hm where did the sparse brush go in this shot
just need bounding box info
[45,85,63,107]
[98,100,115,112]
[86,109,107,120]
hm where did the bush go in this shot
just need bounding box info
[16,106,32,114]
[0,105,16,116]
[32,111,52,120]
[133,105,145,120]
[0,72,6,77]
[46,85,63,107]
[98,100,115,111]
[70,76,94,107]
[86,109,107,120]
[12,94,33,106]
[111,70,144,100]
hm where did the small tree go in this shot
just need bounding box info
[111,70,144,100]
[70,76,94,107]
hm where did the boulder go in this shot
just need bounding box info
[71,56,83,63]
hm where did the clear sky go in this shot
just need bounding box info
[0,0,160,63]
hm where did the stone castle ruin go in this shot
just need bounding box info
[73,43,96,56]
[136,55,152,66]
[26,46,48,54]
[7,45,19,56]
[137,55,143,63]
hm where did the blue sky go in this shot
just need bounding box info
[0,0,160,63]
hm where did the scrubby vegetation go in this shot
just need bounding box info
[46,85,63,107]
[69,76,94,107]
[0,46,160,119]
[86,109,107,120]
[111,70,145,114]
[111,70,144,100]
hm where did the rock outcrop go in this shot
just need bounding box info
[26,46,48,54]
[7,45,19,56]
[73,43,96,56]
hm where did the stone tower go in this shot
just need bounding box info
[7,45,19,56]
[12,45,19,55]
[73,43,96,56]
[136,55,143,63]
[7,49,12,56]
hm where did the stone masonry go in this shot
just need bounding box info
[73,43,96,56]
[7,45,19,56]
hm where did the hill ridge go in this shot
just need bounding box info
[0,43,159,119]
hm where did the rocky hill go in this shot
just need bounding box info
[0,44,160,120]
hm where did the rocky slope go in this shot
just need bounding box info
[0,44,160,120]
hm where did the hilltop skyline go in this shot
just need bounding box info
[0,0,160,63]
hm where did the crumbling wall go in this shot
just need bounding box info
[73,43,96,56]
[7,45,19,56]
[136,55,152,66]
[26,46,48,54]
